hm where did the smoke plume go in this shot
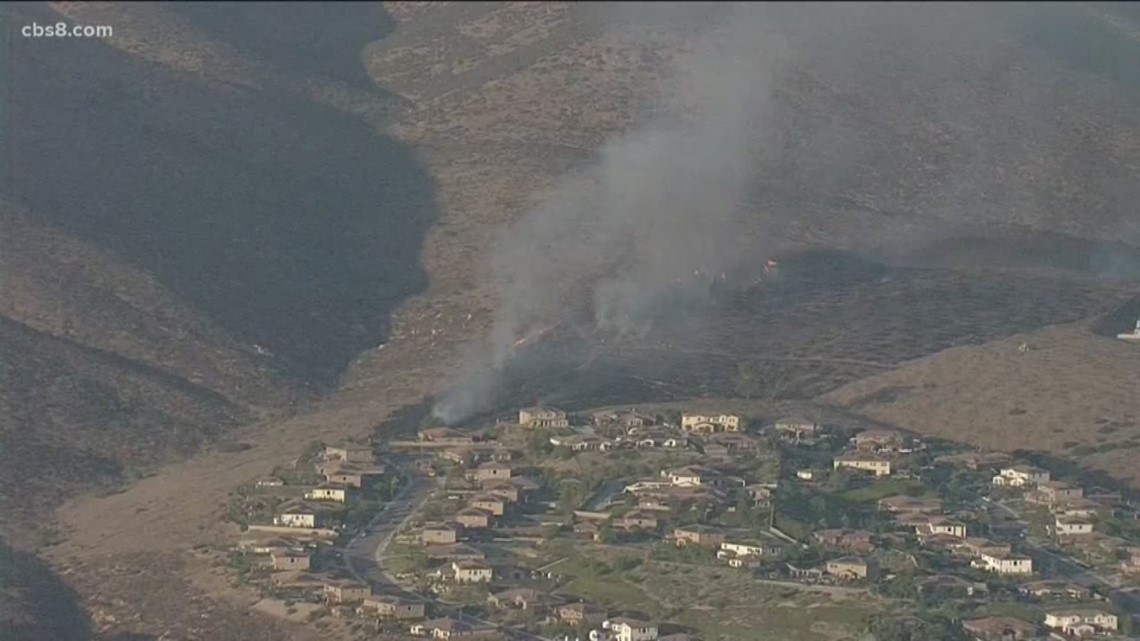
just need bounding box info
[433,4,778,423]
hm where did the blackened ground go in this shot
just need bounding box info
[166,2,393,89]
[469,249,1131,416]
[2,3,437,385]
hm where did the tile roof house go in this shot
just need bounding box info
[452,560,493,583]
[1044,607,1119,635]
[455,507,493,529]
[962,616,1038,641]
[421,523,461,545]
[518,406,569,429]
[832,452,891,477]
[992,465,1050,488]
[323,579,371,605]
[470,461,512,482]
[672,525,726,548]
[555,603,607,626]
[270,549,311,571]
[680,412,742,433]
[358,596,426,620]
[468,494,507,516]
[607,616,659,641]
[825,556,869,581]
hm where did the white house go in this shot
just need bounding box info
[1054,516,1095,537]
[720,540,782,559]
[304,483,349,503]
[1044,608,1118,635]
[680,413,741,433]
[451,560,493,583]
[975,552,1033,575]
[607,617,659,641]
[274,504,317,528]
[993,465,1050,488]
[518,406,569,428]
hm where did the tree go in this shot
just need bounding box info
[827,468,850,493]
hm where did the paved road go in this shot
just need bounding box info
[982,494,1118,588]
[344,472,436,598]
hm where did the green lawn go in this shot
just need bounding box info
[840,479,927,503]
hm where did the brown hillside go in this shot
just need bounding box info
[823,323,1140,485]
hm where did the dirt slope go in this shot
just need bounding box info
[822,322,1140,485]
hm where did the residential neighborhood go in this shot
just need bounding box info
[216,403,1140,641]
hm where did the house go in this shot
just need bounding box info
[720,540,782,559]
[1044,608,1119,635]
[455,508,493,529]
[470,461,512,482]
[468,494,507,517]
[411,617,498,638]
[919,517,967,539]
[488,587,546,610]
[1019,580,1092,601]
[359,596,426,620]
[672,525,726,548]
[853,429,905,451]
[274,502,321,528]
[256,476,285,488]
[518,406,569,429]
[419,427,475,445]
[594,409,655,430]
[813,529,875,554]
[1054,515,1095,537]
[744,484,774,508]
[549,434,610,452]
[574,521,601,540]
[825,556,869,581]
[962,616,1038,641]
[324,464,384,488]
[878,495,943,514]
[422,523,460,545]
[452,560,493,583]
[706,432,759,452]
[484,482,522,503]
[324,444,374,463]
[323,579,371,604]
[1053,498,1103,519]
[680,413,742,433]
[1029,481,1084,505]
[556,603,607,626]
[270,549,311,571]
[608,617,659,641]
[773,417,819,440]
[304,482,350,503]
[976,551,1033,575]
[787,563,825,582]
[993,465,1050,488]
[833,452,891,477]
[664,466,718,487]
[614,511,658,531]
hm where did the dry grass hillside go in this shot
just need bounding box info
[2,2,1140,640]
[823,321,1140,485]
